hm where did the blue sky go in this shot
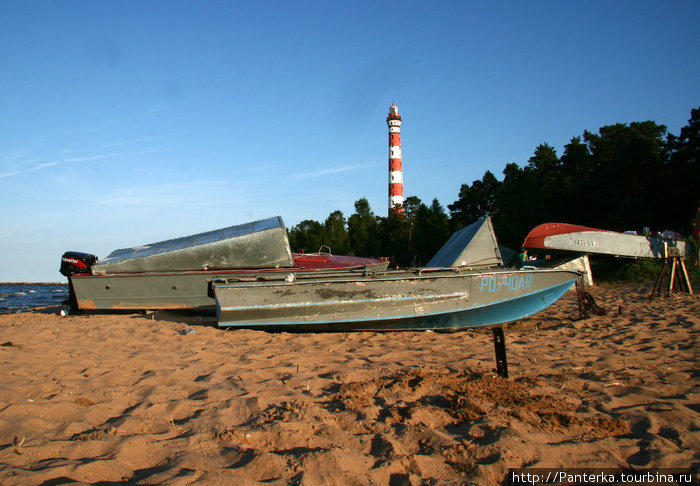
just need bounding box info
[1,1,698,282]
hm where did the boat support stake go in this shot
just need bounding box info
[492,326,508,379]
[649,244,694,300]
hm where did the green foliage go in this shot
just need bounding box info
[347,198,380,257]
[449,108,699,250]
[591,256,700,286]
[448,170,500,229]
[323,211,350,254]
[288,211,351,255]
[581,121,670,230]
[287,196,452,267]
[666,108,700,226]
[287,106,699,271]
[591,258,663,283]
[377,209,409,265]
[288,219,325,253]
[411,198,451,266]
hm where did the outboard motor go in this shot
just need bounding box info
[60,252,98,314]
[60,251,98,277]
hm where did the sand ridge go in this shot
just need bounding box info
[0,282,697,484]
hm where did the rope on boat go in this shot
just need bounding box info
[575,277,606,319]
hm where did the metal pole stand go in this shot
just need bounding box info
[492,326,509,378]
[650,243,694,300]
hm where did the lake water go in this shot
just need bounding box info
[0,283,69,314]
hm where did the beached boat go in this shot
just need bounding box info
[213,266,579,331]
[212,218,580,330]
[522,222,689,259]
[60,217,387,311]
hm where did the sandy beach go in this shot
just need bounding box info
[0,282,697,484]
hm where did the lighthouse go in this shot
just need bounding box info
[386,102,404,215]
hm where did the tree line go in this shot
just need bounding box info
[288,107,699,266]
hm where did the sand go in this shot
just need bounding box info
[0,282,697,485]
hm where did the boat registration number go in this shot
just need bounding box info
[480,274,532,293]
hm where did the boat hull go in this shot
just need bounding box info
[214,268,579,331]
[92,217,295,274]
[523,223,689,259]
[72,270,224,310]
[70,257,388,311]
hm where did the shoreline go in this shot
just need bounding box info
[0,282,66,286]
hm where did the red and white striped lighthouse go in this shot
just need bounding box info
[386,102,404,214]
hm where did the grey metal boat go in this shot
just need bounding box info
[60,217,387,311]
[212,218,580,330]
[213,266,579,331]
[91,217,294,274]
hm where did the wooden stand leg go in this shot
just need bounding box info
[650,255,693,299]
[679,258,694,294]
[669,257,677,294]
[650,259,668,301]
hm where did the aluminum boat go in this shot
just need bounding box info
[523,222,689,259]
[212,218,580,330]
[213,266,579,331]
[60,217,387,311]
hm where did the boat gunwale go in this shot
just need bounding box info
[217,290,470,312]
[211,267,581,289]
[69,263,386,279]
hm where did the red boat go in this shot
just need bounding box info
[523,222,689,259]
